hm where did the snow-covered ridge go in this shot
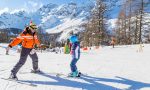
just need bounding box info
[0,1,95,41]
[0,1,94,30]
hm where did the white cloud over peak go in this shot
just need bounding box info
[10,9,26,14]
[0,8,9,15]
[28,1,38,7]
[23,1,43,12]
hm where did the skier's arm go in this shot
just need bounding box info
[70,43,76,54]
[71,43,76,51]
[34,35,40,47]
[35,39,40,46]
[8,33,24,48]
[69,43,72,52]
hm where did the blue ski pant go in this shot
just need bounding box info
[70,58,78,72]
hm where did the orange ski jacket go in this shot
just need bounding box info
[9,30,40,49]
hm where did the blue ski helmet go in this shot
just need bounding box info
[69,35,78,43]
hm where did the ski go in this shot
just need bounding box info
[56,74,81,78]
[19,71,87,78]
[19,71,61,76]
[31,71,81,78]
[1,78,37,87]
[56,72,86,78]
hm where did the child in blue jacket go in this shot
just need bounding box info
[69,35,81,77]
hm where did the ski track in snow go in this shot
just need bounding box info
[0,43,150,90]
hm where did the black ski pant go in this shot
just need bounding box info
[11,47,38,75]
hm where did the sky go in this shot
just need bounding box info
[0,0,92,14]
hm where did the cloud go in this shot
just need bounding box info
[25,1,43,12]
[0,8,9,15]
[23,1,43,12]
[10,9,26,14]
[28,1,38,7]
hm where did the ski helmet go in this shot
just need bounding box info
[29,21,37,30]
[69,35,78,43]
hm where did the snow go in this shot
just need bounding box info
[40,15,61,29]
[0,43,150,90]
[46,18,85,41]
[107,19,117,29]
[0,8,9,15]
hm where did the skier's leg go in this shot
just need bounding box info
[113,44,114,48]
[11,47,30,76]
[29,52,38,70]
[70,58,78,72]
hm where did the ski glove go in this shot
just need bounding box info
[8,45,12,48]
[70,50,74,55]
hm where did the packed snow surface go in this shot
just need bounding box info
[0,43,150,90]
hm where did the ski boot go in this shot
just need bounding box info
[31,69,41,73]
[9,73,18,80]
[74,71,82,77]
[6,51,9,55]
[68,71,80,77]
[78,71,82,76]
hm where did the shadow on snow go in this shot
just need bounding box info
[19,72,150,90]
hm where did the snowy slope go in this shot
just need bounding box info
[0,43,150,90]
[46,18,85,41]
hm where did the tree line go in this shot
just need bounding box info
[80,0,150,47]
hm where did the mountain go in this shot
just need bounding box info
[0,1,95,41]
[0,0,127,41]
[0,0,96,29]
[44,2,95,41]
[0,11,31,29]
[0,1,95,28]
